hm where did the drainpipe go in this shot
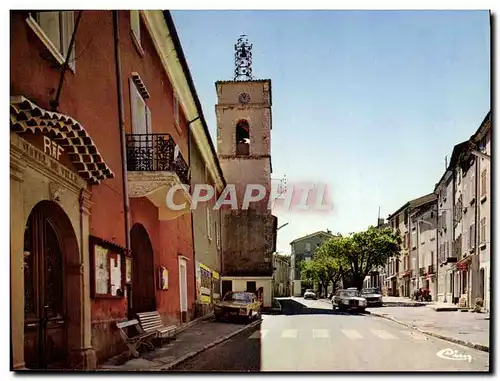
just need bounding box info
[187,116,199,316]
[113,11,131,256]
[436,198,440,302]
[473,156,480,304]
[78,189,85,344]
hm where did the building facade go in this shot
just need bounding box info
[10,10,219,369]
[410,197,438,301]
[273,254,291,297]
[190,129,225,316]
[215,37,278,308]
[474,112,491,311]
[289,230,335,296]
[434,142,468,304]
[451,112,491,309]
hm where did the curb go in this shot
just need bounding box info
[156,318,262,370]
[370,311,489,353]
[175,312,215,335]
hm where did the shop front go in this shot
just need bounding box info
[10,96,114,370]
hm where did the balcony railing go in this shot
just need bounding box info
[427,264,435,274]
[126,133,189,184]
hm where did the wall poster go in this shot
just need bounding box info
[158,266,169,290]
[95,245,110,295]
[212,271,221,301]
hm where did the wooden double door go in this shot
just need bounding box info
[23,204,67,369]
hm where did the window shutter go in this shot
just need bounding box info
[130,10,141,44]
[130,78,139,134]
[37,12,62,53]
[61,11,75,70]
[146,106,152,134]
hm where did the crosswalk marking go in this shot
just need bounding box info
[248,329,269,339]
[371,329,397,340]
[249,328,427,341]
[400,330,427,341]
[281,329,298,338]
[341,329,363,339]
[313,329,330,338]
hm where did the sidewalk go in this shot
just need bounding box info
[100,318,261,371]
[370,306,490,352]
[382,296,429,307]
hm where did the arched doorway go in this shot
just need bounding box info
[23,201,80,370]
[130,223,156,314]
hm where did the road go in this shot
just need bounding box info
[172,297,490,372]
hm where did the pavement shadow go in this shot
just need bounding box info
[278,299,370,317]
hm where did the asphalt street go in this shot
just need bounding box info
[172,298,490,372]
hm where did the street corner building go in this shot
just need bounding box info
[9,10,223,370]
[215,37,278,308]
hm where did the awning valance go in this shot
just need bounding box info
[10,96,114,185]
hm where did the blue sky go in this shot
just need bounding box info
[171,10,490,254]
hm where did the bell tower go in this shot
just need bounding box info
[216,35,273,211]
[216,35,277,284]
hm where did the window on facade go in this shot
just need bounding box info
[469,224,475,250]
[305,242,311,252]
[429,228,436,241]
[90,237,126,298]
[174,93,180,127]
[470,173,476,202]
[130,10,141,46]
[30,11,76,70]
[480,218,486,244]
[130,78,151,136]
[236,120,250,155]
[481,169,487,197]
[206,206,212,241]
[215,217,221,249]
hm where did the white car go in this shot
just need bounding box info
[303,289,317,300]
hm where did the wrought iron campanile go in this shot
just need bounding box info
[234,35,253,81]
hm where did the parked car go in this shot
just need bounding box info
[361,287,383,307]
[332,289,367,312]
[303,289,317,300]
[214,291,262,322]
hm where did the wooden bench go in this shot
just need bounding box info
[116,319,155,359]
[136,311,177,344]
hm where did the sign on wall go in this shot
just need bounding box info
[158,266,169,290]
[196,261,215,304]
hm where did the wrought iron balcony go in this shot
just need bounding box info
[427,264,435,274]
[126,133,189,184]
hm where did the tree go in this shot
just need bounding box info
[301,259,329,296]
[341,226,401,290]
[314,241,345,294]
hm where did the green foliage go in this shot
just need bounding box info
[301,225,401,291]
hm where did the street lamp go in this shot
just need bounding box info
[277,222,289,231]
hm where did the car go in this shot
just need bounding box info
[332,289,367,312]
[214,291,262,322]
[361,287,383,307]
[303,289,317,300]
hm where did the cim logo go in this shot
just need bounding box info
[436,348,472,362]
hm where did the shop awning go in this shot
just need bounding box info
[10,96,114,184]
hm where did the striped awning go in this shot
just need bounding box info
[10,96,114,185]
